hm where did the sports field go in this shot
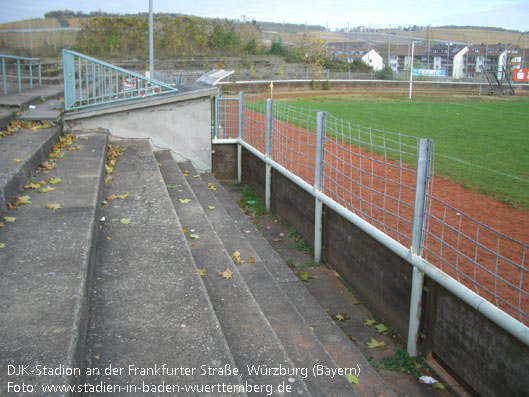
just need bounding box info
[281,94,529,210]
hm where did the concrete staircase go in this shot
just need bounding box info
[0,90,395,395]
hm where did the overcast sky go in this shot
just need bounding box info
[1,0,528,31]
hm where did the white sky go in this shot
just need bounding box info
[1,0,528,31]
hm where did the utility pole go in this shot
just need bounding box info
[149,0,154,77]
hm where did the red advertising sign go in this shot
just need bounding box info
[513,69,529,82]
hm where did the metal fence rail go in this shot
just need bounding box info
[1,54,42,95]
[62,49,179,112]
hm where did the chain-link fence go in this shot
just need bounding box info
[322,115,421,246]
[217,92,529,329]
[424,192,529,324]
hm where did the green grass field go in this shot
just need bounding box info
[280,94,529,209]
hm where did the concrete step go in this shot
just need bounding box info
[0,109,13,131]
[156,150,311,396]
[0,125,61,214]
[84,139,243,393]
[0,130,108,394]
[0,85,64,109]
[180,161,396,397]
[16,99,63,123]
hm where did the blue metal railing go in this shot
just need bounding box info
[1,54,42,95]
[62,49,179,112]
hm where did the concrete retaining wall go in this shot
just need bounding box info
[65,90,216,171]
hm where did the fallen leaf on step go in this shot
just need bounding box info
[104,178,113,184]
[116,193,129,199]
[346,374,359,385]
[207,183,217,192]
[120,218,132,225]
[272,238,282,242]
[13,158,23,163]
[366,338,386,349]
[166,184,177,189]
[179,199,192,204]
[334,314,349,322]
[49,178,62,185]
[231,251,243,265]
[4,217,16,223]
[0,243,5,249]
[208,206,215,210]
[348,335,358,343]
[39,161,57,170]
[157,162,162,167]
[298,271,312,282]
[14,195,31,206]
[48,150,64,159]
[25,181,45,189]
[193,175,201,178]
[375,324,388,334]
[105,165,113,174]
[249,257,255,264]
[433,382,446,390]
[46,203,62,211]
[182,228,187,234]
[189,234,200,240]
[218,268,233,279]
[37,187,56,193]
[107,194,117,201]
[198,269,207,276]
[364,319,376,326]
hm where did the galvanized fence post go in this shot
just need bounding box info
[2,58,6,95]
[265,98,273,212]
[314,111,326,263]
[237,92,244,184]
[16,59,21,92]
[407,138,433,357]
[214,87,221,139]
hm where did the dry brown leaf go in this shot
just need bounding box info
[218,268,233,279]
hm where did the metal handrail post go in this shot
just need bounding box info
[265,98,273,212]
[2,58,6,95]
[38,60,41,86]
[237,92,244,184]
[17,59,21,92]
[314,111,326,263]
[29,61,33,89]
[407,138,433,356]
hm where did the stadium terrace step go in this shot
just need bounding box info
[84,139,242,393]
[157,153,394,396]
[205,173,397,397]
[0,109,12,131]
[0,125,61,214]
[156,150,311,396]
[0,130,108,393]
[16,99,63,123]
[0,85,64,109]
[178,160,396,397]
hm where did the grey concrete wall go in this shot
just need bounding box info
[65,93,215,171]
[212,144,238,180]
